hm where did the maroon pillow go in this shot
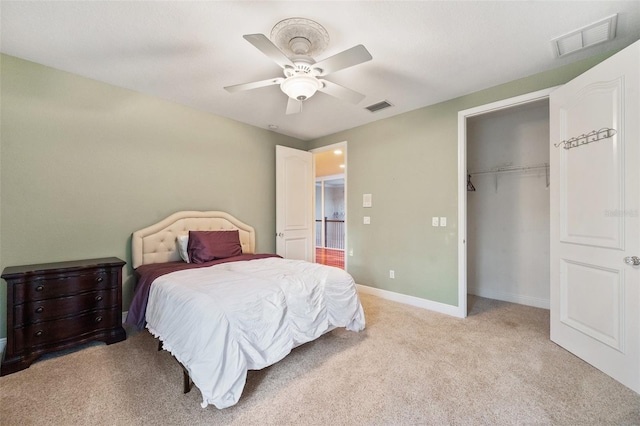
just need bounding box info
[187,230,243,263]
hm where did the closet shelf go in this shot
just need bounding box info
[468,163,549,191]
[469,163,548,176]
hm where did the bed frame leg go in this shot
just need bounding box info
[157,338,192,393]
[181,364,193,393]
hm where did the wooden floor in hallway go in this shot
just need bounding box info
[315,247,344,269]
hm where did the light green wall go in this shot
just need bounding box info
[0,54,305,338]
[0,49,620,340]
[308,50,619,306]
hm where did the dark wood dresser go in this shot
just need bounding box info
[1,257,126,376]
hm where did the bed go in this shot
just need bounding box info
[125,211,365,409]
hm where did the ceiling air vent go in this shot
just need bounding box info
[551,14,617,57]
[365,100,393,113]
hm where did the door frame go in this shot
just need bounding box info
[457,87,558,318]
[315,173,345,249]
[311,141,348,269]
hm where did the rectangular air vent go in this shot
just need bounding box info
[552,14,617,57]
[365,100,393,113]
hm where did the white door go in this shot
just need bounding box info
[550,41,639,393]
[275,145,314,261]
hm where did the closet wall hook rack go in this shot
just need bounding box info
[554,128,616,150]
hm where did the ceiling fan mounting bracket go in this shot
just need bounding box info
[270,17,330,58]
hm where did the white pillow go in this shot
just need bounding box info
[176,235,190,263]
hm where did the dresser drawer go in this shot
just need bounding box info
[13,289,118,327]
[12,308,118,352]
[2,257,126,376]
[12,271,116,304]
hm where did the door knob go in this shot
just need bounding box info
[623,256,640,266]
[277,233,284,238]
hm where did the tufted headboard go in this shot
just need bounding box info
[131,211,256,269]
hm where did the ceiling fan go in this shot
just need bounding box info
[224,18,372,115]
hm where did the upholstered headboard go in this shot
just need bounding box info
[131,211,256,269]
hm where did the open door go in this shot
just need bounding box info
[550,41,639,393]
[275,145,314,261]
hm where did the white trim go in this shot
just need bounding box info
[310,141,348,269]
[315,174,346,249]
[310,141,347,155]
[457,87,559,319]
[122,311,128,324]
[357,284,465,318]
[470,289,550,310]
[315,173,345,182]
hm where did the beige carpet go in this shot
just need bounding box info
[1,294,638,425]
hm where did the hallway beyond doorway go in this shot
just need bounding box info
[316,247,344,269]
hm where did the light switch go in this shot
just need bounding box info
[363,216,371,225]
[363,194,372,208]
[440,217,447,227]
[432,217,439,227]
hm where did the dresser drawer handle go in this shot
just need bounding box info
[35,306,44,313]
[96,277,104,283]
[95,295,103,302]
[35,285,44,292]
[95,316,103,323]
[35,330,43,337]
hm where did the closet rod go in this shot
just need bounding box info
[469,163,549,190]
[469,163,549,176]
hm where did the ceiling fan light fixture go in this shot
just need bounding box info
[281,75,322,101]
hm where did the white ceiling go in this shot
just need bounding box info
[2,1,639,141]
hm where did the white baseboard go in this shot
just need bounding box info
[122,311,128,324]
[469,288,550,309]
[356,284,465,318]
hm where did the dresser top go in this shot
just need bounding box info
[2,257,125,279]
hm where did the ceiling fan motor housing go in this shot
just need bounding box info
[283,62,316,77]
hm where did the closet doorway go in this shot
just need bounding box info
[458,88,557,316]
[312,142,347,270]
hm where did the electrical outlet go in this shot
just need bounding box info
[389,270,395,279]
[349,249,354,257]
[432,217,439,227]
[363,216,371,225]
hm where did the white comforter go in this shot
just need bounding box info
[145,257,365,409]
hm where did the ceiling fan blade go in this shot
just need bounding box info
[224,77,283,93]
[243,34,295,69]
[286,97,303,115]
[314,45,372,76]
[318,79,366,105]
